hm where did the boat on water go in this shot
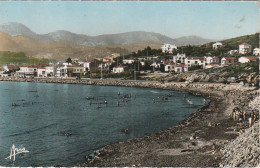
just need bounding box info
[5,144,29,161]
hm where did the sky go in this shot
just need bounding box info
[0,1,259,40]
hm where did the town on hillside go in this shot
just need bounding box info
[1,41,259,81]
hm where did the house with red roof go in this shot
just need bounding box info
[164,62,175,72]
[185,57,205,69]
[238,56,256,63]
[16,66,37,78]
[239,43,252,54]
[103,56,114,63]
[204,56,219,64]
[3,64,19,73]
[113,65,126,73]
[221,57,237,66]
[174,63,188,73]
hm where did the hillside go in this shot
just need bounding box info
[222,33,259,49]
[0,51,54,66]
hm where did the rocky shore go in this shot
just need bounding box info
[1,77,259,167]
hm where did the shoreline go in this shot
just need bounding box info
[1,77,258,167]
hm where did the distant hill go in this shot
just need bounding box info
[0,22,214,46]
[0,31,163,60]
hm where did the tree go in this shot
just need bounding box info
[66,57,72,64]
[159,64,165,72]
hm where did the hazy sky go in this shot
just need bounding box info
[0,1,258,40]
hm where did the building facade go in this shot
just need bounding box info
[161,44,177,53]
[239,43,252,54]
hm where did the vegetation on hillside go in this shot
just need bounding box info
[222,33,259,49]
[168,33,259,58]
[200,61,259,78]
[0,51,55,66]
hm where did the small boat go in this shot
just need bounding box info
[5,144,29,161]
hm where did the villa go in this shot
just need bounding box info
[238,56,256,63]
[212,42,223,49]
[239,43,252,54]
[221,57,237,66]
[161,44,177,54]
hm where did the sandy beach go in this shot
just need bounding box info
[1,77,259,167]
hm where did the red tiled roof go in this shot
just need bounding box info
[176,63,186,67]
[28,65,37,68]
[163,60,170,64]
[245,56,256,61]
[239,43,250,46]
[209,63,218,65]
[7,65,17,68]
[224,57,236,60]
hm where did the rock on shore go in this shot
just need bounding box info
[220,95,260,167]
[220,120,260,167]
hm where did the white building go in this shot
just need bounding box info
[172,53,186,63]
[161,44,177,53]
[239,43,252,54]
[16,66,37,78]
[253,48,260,56]
[37,68,47,77]
[174,63,188,73]
[113,65,125,73]
[221,57,237,66]
[83,61,92,72]
[45,65,54,77]
[151,61,161,69]
[164,62,175,72]
[59,63,72,77]
[238,56,256,63]
[228,50,238,55]
[185,57,205,68]
[213,42,223,49]
[123,58,135,64]
[204,56,219,64]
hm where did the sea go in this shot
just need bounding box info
[0,81,206,166]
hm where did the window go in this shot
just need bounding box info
[195,61,198,64]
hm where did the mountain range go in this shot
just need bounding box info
[0,22,215,60]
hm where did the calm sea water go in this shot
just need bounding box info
[0,81,206,166]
